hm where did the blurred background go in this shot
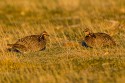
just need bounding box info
[0,0,124,26]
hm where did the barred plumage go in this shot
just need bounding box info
[7,31,49,53]
[83,28,116,48]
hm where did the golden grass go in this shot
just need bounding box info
[0,0,125,83]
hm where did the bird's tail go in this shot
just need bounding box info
[7,44,14,47]
[6,44,13,52]
[6,44,22,53]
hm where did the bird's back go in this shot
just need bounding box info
[94,33,116,46]
[84,32,116,48]
[14,35,46,52]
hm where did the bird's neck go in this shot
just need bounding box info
[86,33,96,38]
[39,35,46,41]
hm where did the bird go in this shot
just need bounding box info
[82,28,116,48]
[7,31,49,53]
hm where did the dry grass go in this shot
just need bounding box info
[0,0,125,83]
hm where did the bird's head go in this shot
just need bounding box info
[84,28,93,36]
[39,31,49,41]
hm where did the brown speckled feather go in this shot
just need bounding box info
[7,31,49,53]
[84,32,116,48]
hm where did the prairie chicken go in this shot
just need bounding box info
[82,28,116,48]
[7,31,49,53]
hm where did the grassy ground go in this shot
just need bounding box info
[0,0,125,83]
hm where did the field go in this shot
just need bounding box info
[0,0,125,83]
